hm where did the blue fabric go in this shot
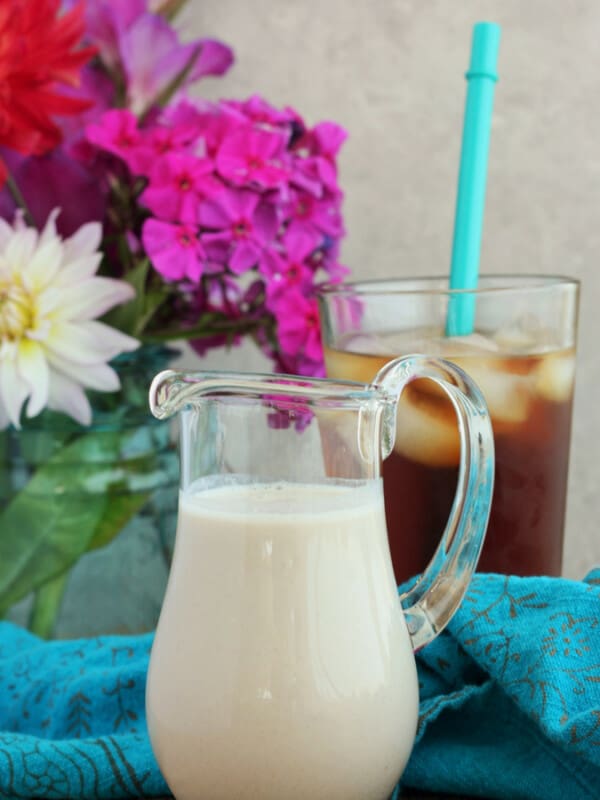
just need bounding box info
[1,571,599,799]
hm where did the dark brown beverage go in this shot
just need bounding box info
[324,342,576,584]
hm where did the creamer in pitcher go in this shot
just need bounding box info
[146,358,494,800]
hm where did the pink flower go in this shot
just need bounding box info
[288,122,347,195]
[274,291,323,364]
[261,230,317,309]
[216,128,289,188]
[120,14,233,114]
[167,101,245,159]
[74,0,146,69]
[75,1,234,114]
[86,110,141,165]
[225,95,303,129]
[286,190,344,240]
[142,218,205,282]
[310,121,348,159]
[199,189,278,274]
[141,153,221,223]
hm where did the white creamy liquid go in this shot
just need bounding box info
[147,479,419,800]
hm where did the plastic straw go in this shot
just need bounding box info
[446,22,501,336]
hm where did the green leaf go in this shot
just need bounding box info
[28,572,70,639]
[102,258,150,335]
[88,489,149,551]
[135,287,168,338]
[157,0,190,21]
[0,429,156,614]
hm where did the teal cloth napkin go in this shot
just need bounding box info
[1,571,599,800]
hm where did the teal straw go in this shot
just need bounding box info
[446,22,501,336]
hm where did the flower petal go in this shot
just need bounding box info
[0,396,9,430]
[47,370,92,426]
[0,353,28,428]
[38,208,61,247]
[50,359,120,392]
[51,277,135,321]
[0,218,13,250]
[22,237,64,292]
[63,221,102,261]
[4,228,38,274]
[51,253,103,288]
[46,320,138,365]
[16,340,49,418]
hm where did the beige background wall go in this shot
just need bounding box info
[182,0,600,578]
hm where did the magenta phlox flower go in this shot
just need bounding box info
[142,218,205,282]
[216,127,289,188]
[274,290,323,365]
[86,110,142,165]
[321,260,350,282]
[141,153,222,224]
[199,189,278,274]
[224,95,303,130]
[310,121,347,159]
[285,189,344,241]
[168,101,245,159]
[261,230,317,309]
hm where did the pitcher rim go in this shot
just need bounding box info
[149,369,388,420]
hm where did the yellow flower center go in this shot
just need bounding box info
[0,280,34,341]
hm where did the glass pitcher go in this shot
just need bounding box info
[146,356,494,800]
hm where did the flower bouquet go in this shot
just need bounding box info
[0,0,347,637]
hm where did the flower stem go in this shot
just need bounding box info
[5,174,35,226]
[29,572,69,639]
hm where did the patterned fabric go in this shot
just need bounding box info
[403,569,600,799]
[1,571,599,800]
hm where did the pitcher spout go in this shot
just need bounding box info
[149,370,191,420]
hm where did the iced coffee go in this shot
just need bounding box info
[319,277,579,583]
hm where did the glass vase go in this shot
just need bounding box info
[0,345,179,638]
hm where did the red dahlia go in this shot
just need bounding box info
[0,0,96,183]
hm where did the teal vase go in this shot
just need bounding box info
[0,345,179,638]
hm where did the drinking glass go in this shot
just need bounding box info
[319,275,579,583]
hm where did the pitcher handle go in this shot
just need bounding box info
[373,355,495,652]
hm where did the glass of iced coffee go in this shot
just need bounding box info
[318,276,579,583]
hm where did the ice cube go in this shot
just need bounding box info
[393,392,460,468]
[535,353,576,403]
[453,358,532,424]
[442,333,500,356]
[493,314,555,354]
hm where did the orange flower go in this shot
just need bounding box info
[0,0,96,184]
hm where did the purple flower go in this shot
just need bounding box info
[225,95,303,129]
[261,230,317,309]
[274,291,323,364]
[78,0,146,68]
[286,190,344,240]
[141,153,222,224]
[0,149,106,237]
[120,14,233,114]
[199,189,278,274]
[216,127,289,188]
[86,110,142,165]
[142,218,205,282]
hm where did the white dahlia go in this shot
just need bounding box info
[0,210,139,428]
